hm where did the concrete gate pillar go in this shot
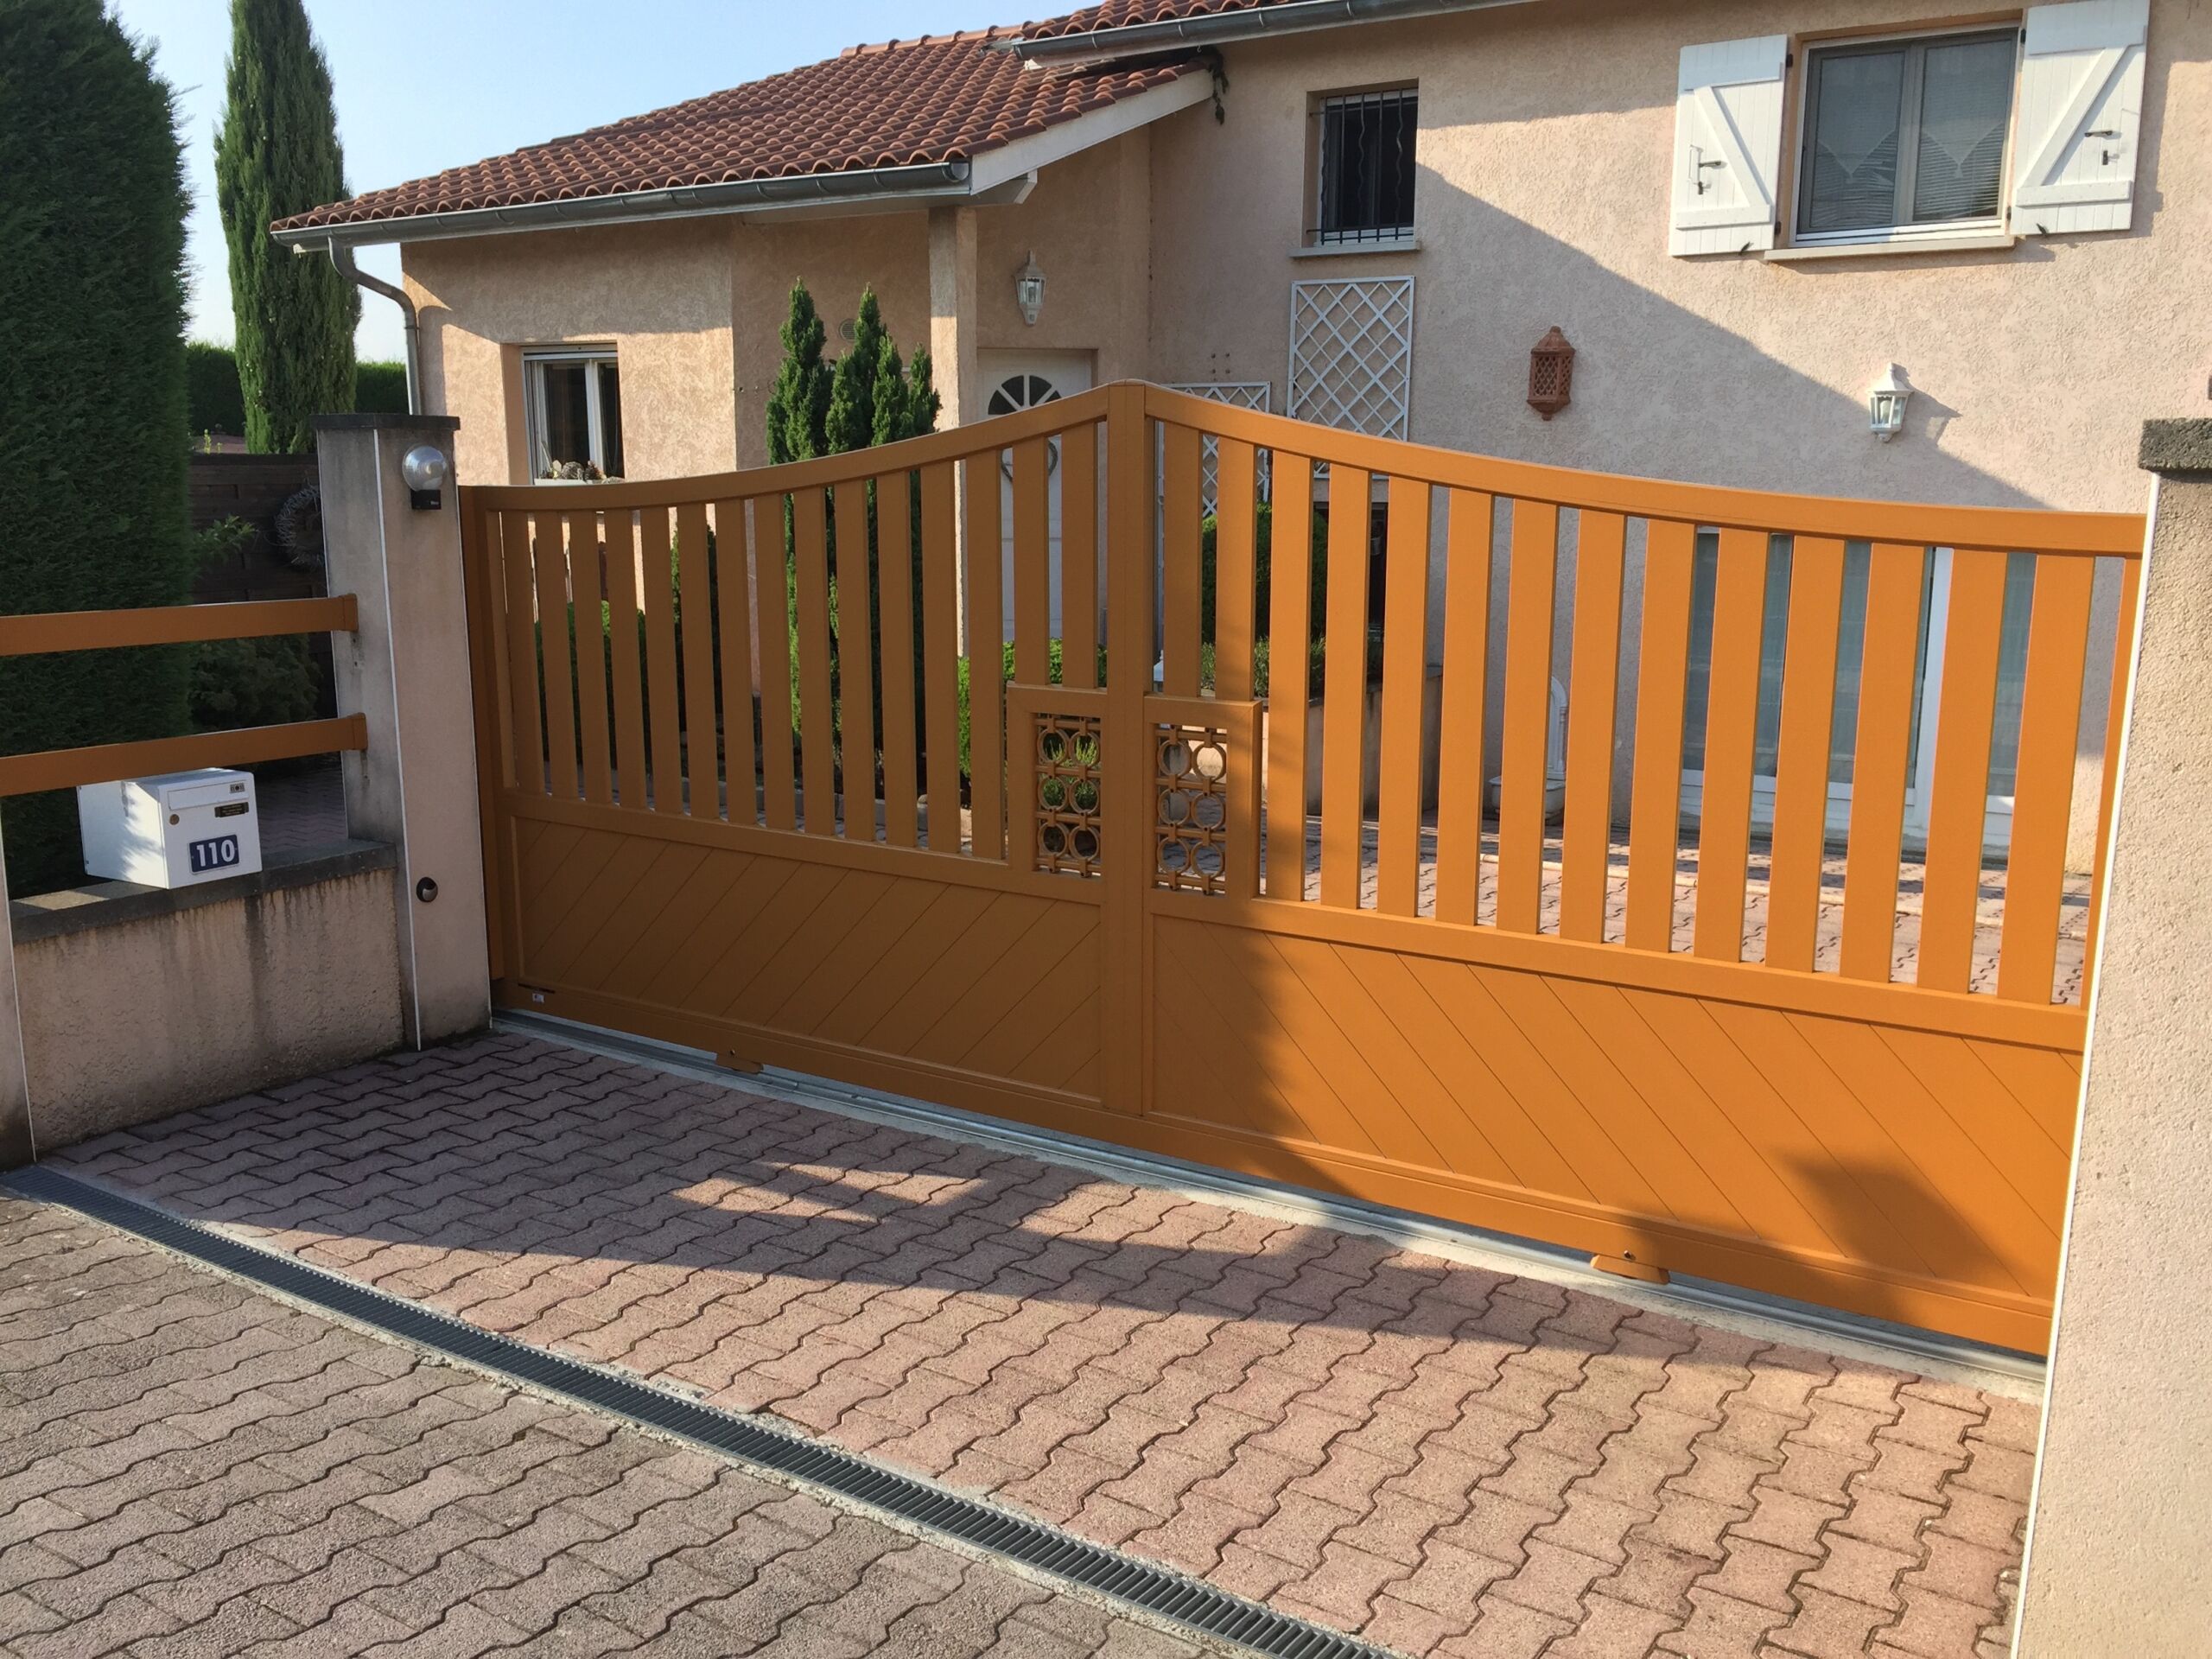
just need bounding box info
[314,413,491,1047]
[0,818,29,1166]
[2013,420,2212,1654]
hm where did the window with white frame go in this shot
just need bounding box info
[1796,29,2018,242]
[525,348,624,480]
[1312,87,1417,245]
[1669,5,2148,257]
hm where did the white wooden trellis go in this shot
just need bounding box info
[1161,382,1272,512]
[1287,276,1414,440]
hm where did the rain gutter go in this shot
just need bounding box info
[997,0,1540,61]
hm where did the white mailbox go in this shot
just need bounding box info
[77,768,262,889]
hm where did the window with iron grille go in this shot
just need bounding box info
[1314,88,1417,245]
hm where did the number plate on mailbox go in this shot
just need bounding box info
[188,836,241,874]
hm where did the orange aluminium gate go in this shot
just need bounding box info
[462,385,2142,1354]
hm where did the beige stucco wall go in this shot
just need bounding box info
[406,130,1156,480]
[1147,0,2210,514]
[14,865,404,1149]
[2012,435,2212,1655]
[406,217,740,486]
[976,130,1154,385]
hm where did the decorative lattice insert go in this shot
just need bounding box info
[1033,713,1103,878]
[1288,277,1414,439]
[1155,723,1230,894]
[1162,383,1273,512]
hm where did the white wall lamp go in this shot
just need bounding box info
[1869,365,1911,442]
[399,442,448,510]
[1014,251,1046,327]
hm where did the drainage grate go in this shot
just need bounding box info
[4,1164,1388,1659]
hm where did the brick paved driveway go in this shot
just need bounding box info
[53,1033,2038,1659]
[0,1194,1213,1657]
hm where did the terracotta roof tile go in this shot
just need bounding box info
[1018,0,1305,40]
[274,27,1201,233]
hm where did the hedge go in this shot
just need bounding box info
[0,2,195,896]
[187,340,409,438]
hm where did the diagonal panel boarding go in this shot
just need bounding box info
[499,799,1104,1108]
[1144,905,2071,1351]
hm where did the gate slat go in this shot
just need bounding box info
[875,475,919,847]
[602,508,649,812]
[1497,501,1559,935]
[1917,549,2011,989]
[677,502,719,820]
[832,480,876,842]
[499,510,544,797]
[1560,512,1625,944]
[1161,424,1203,697]
[566,513,613,807]
[1061,426,1099,689]
[1319,465,1373,909]
[1013,438,1051,684]
[756,499,798,832]
[532,511,579,804]
[1264,455,1316,899]
[480,509,518,792]
[966,452,1005,861]
[1999,555,2094,1002]
[1215,441,1259,702]
[1626,520,1697,952]
[1766,537,1847,971]
[711,499,757,827]
[1376,478,1431,918]
[1433,490,1493,926]
[919,463,962,853]
[1840,543,1927,982]
[791,488,836,836]
[2082,555,2142,1004]
[1692,528,1771,960]
[640,507,683,814]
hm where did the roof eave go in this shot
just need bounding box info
[272,157,982,251]
[1000,0,1542,64]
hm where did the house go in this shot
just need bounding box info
[274,0,2194,847]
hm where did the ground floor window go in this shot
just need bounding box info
[525,348,624,480]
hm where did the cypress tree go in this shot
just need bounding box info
[215,0,358,453]
[764,281,830,465]
[0,0,195,894]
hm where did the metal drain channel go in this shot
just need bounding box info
[5,1164,1386,1659]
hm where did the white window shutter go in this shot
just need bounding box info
[1670,36,1789,256]
[2013,0,2150,235]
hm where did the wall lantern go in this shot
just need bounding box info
[1527,326,1574,420]
[1014,251,1046,327]
[1869,365,1911,442]
[399,442,448,510]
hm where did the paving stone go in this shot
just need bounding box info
[22,1036,2044,1659]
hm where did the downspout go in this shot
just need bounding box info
[316,239,419,415]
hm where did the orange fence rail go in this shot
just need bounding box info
[0,594,364,799]
[462,383,2144,1351]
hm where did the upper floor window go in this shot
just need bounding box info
[525,348,624,480]
[1796,29,2017,241]
[1313,87,1417,245]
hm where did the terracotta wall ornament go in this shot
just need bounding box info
[1528,325,1574,420]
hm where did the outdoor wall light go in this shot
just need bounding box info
[400,442,448,510]
[1868,365,1911,443]
[1015,251,1046,327]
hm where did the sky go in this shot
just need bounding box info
[111,1,1014,363]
